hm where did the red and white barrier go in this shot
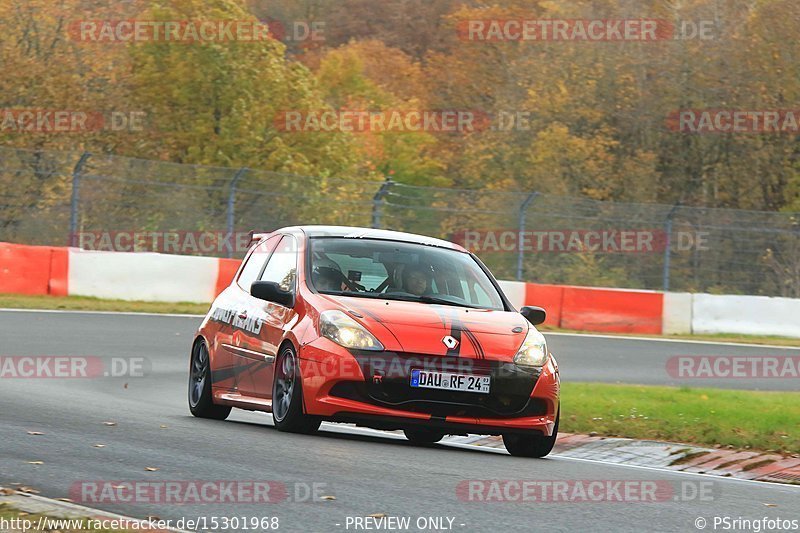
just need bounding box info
[0,242,68,296]
[68,249,221,303]
[662,292,692,335]
[2,241,799,338]
[692,293,800,338]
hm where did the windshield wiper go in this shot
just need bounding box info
[318,290,382,299]
[416,295,478,308]
[381,293,477,308]
[320,290,480,309]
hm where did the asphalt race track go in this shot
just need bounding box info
[1,309,799,532]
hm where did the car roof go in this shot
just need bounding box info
[272,226,468,253]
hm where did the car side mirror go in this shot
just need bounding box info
[251,281,294,308]
[520,306,546,325]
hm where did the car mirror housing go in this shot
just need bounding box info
[520,305,546,325]
[251,281,294,308]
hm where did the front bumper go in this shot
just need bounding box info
[298,338,559,436]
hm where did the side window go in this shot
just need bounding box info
[459,279,471,300]
[237,236,280,292]
[472,283,493,307]
[457,271,499,308]
[259,236,298,293]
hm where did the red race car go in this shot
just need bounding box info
[189,226,560,457]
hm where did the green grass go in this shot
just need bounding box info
[561,382,800,454]
[0,293,209,315]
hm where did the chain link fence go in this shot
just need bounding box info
[1,145,798,297]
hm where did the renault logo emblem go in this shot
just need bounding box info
[442,335,459,349]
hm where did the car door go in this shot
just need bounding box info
[237,235,299,399]
[223,235,280,395]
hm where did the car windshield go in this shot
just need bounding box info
[309,237,505,310]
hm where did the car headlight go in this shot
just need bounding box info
[513,328,548,367]
[319,310,384,351]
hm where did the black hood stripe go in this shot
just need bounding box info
[462,328,485,360]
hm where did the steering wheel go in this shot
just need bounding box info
[333,270,365,292]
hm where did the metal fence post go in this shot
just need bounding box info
[68,152,92,247]
[662,204,680,291]
[516,191,540,281]
[226,167,248,258]
[371,177,394,229]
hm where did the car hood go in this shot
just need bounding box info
[319,294,530,359]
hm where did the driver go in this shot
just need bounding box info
[403,265,432,296]
[312,258,344,292]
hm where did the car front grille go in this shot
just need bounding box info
[329,351,544,418]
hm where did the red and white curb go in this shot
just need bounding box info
[449,433,800,485]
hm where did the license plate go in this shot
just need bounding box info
[410,369,490,394]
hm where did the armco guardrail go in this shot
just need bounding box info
[2,241,799,338]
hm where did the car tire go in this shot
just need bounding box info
[403,428,445,444]
[272,345,321,434]
[189,340,231,420]
[502,410,559,458]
